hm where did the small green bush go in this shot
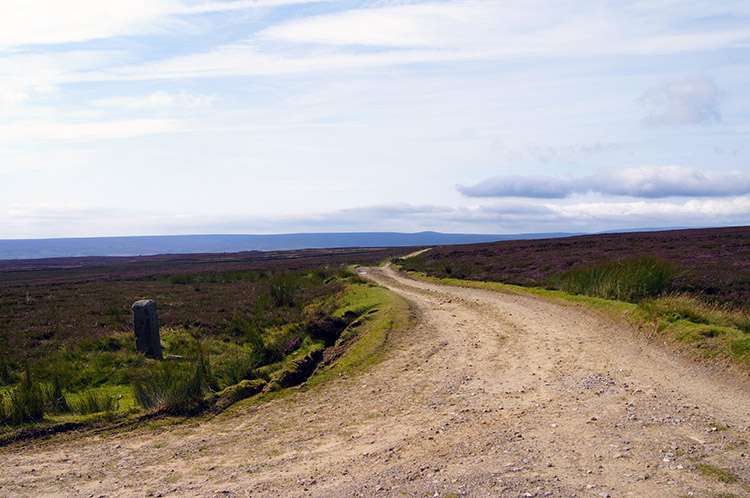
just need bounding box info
[0,358,17,386]
[220,347,258,385]
[306,316,348,345]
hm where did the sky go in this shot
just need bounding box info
[1,0,749,239]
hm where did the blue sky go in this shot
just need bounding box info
[1,0,749,238]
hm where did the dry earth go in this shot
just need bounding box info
[2,265,750,497]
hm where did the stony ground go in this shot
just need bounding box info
[2,265,749,497]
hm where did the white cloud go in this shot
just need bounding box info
[555,197,750,225]
[458,166,750,199]
[640,74,722,126]
[0,119,180,141]
[0,0,745,95]
[181,0,329,14]
[588,166,750,198]
[0,50,126,108]
[259,1,750,55]
[0,85,29,107]
[259,3,482,48]
[0,0,340,50]
[457,175,574,199]
[0,0,180,49]
[87,1,750,82]
[4,197,749,238]
[94,91,217,110]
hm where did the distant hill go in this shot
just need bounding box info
[0,232,580,260]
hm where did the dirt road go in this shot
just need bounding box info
[2,265,749,497]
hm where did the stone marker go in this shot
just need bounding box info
[132,299,163,359]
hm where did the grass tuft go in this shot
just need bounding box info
[130,359,208,416]
[0,367,46,425]
[547,257,678,302]
[69,389,118,415]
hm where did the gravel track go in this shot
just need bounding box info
[2,265,749,497]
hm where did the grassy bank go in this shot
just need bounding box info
[308,280,413,385]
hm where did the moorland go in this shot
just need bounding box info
[0,246,414,434]
[1,227,750,497]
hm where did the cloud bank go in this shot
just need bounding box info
[3,197,749,239]
[458,166,750,199]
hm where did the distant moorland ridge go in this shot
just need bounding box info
[0,231,581,260]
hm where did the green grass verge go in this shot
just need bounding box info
[243,282,413,405]
[314,283,412,381]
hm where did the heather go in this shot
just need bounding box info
[399,226,749,309]
[0,246,410,428]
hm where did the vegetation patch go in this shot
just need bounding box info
[308,283,413,386]
[399,226,749,310]
[695,462,739,484]
[0,247,412,438]
[213,379,266,412]
[547,257,678,302]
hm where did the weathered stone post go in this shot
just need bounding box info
[132,299,163,359]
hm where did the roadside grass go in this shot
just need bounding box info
[547,257,679,302]
[68,387,119,415]
[241,281,413,406]
[312,282,413,382]
[400,269,750,372]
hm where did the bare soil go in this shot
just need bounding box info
[2,265,749,497]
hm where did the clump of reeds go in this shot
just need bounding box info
[548,257,678,302]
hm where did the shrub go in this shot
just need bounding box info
[730,338,750,358]
[220,346,258,385]
[226,313,264,349]
[0,358,17,386]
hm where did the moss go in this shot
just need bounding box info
[214,379,267,412]
[264,346,324,392]
[253,362,283,381]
